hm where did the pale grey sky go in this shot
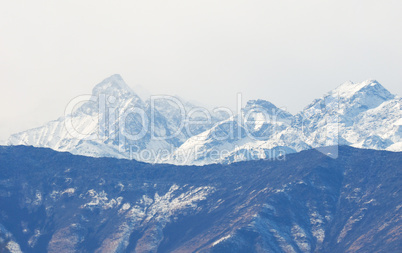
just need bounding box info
[1,0,402,141]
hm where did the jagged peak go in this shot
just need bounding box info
[244,99,292,118]
[92,74,136,98]
[331,79,394,100]
[301,79,396,116]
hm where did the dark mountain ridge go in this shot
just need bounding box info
[0,145,401,252]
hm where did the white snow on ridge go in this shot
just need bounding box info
[6,76,402,165]
[7,74,226,163]
[332,80,378,99]
[96,184,214,252]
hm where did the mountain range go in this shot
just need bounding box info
[7,75,402,164]
[2,76,401,253]
[0,145,401,252]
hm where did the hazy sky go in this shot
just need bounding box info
[1,0,402,141]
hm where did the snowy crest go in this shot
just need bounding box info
[7,76,402,164]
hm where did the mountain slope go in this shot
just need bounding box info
[6,77,402,165]
[170,99,309,165]
[296,80,401,150]
[0,145,401,252]
[7,75,226,162]
[174,80,401,164]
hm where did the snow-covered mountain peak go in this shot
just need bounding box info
[331,79,394,100]
[6,76,401,165]
[91,74,139,100]
[243,99,293,120]
[245,99,278,110]
[300,80,396,120]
